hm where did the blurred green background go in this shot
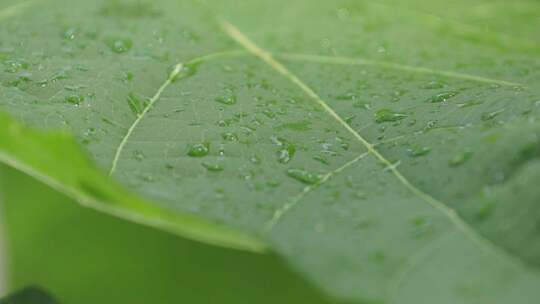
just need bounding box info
[0,166,331,304]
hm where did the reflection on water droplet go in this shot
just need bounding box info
[286,168,323,185]
[427,91,458,103]
[375,109,407,123]
[187,143,209,157]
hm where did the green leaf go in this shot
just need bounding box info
[0,167,329,304]
[1,0,540,303]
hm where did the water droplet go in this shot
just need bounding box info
[336,92,358,100]
[481,109,505,121]
[407,146,431,157]
[215,95,237,105]
[457,100,483,108]
[249,155,261,164]
[375,109,407,123]
[427,91,458,103]
[107,37,133,53]
[449,150,473,166]
[63,27,77,40]
[133,149,145,161]
[277,145,296,164]
[127,93,143,116]
[187,143,209,157]
[286,168,323,185]
[277,120,311,131]
[202,162,223,172]
[411,216,434,238]
[313,155,329,165]
[65,94,84,105]
[221,132,238,142]
[353,101,371,110]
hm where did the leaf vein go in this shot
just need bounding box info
[219,18,525,268]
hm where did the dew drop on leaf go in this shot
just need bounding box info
[286,168,323,185]
[449,150,473,167]
[202,162,224,172]
[65,94,84,106]
[187,143,209,157]
[221,132,238,142]
[107,38,133,53]
[427,91,458,103]
[215,95,237,105]
[407,146,431,157]
[375,109,407,123]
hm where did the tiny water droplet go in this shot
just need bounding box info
[449,150,473,167]
[221,132,238,142]
[65,94,84,105]
[215,95,237,105]
[481,109,505,121]
[457,100,483,108]
[63,27,77,40]
[427,91,458,103]
[411,216,434,238]
[286,168,323,185]
[375,109,407,123]
[202,162,224,172]
[249,155,261,164]
[353,101,371,110]
[127,93,143,116]
[107,38,133,53]
[408,146,431,157]
[313,155,329,165]
[277,145,296,164]
[187,143,209,157]
[133,149,145,161]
